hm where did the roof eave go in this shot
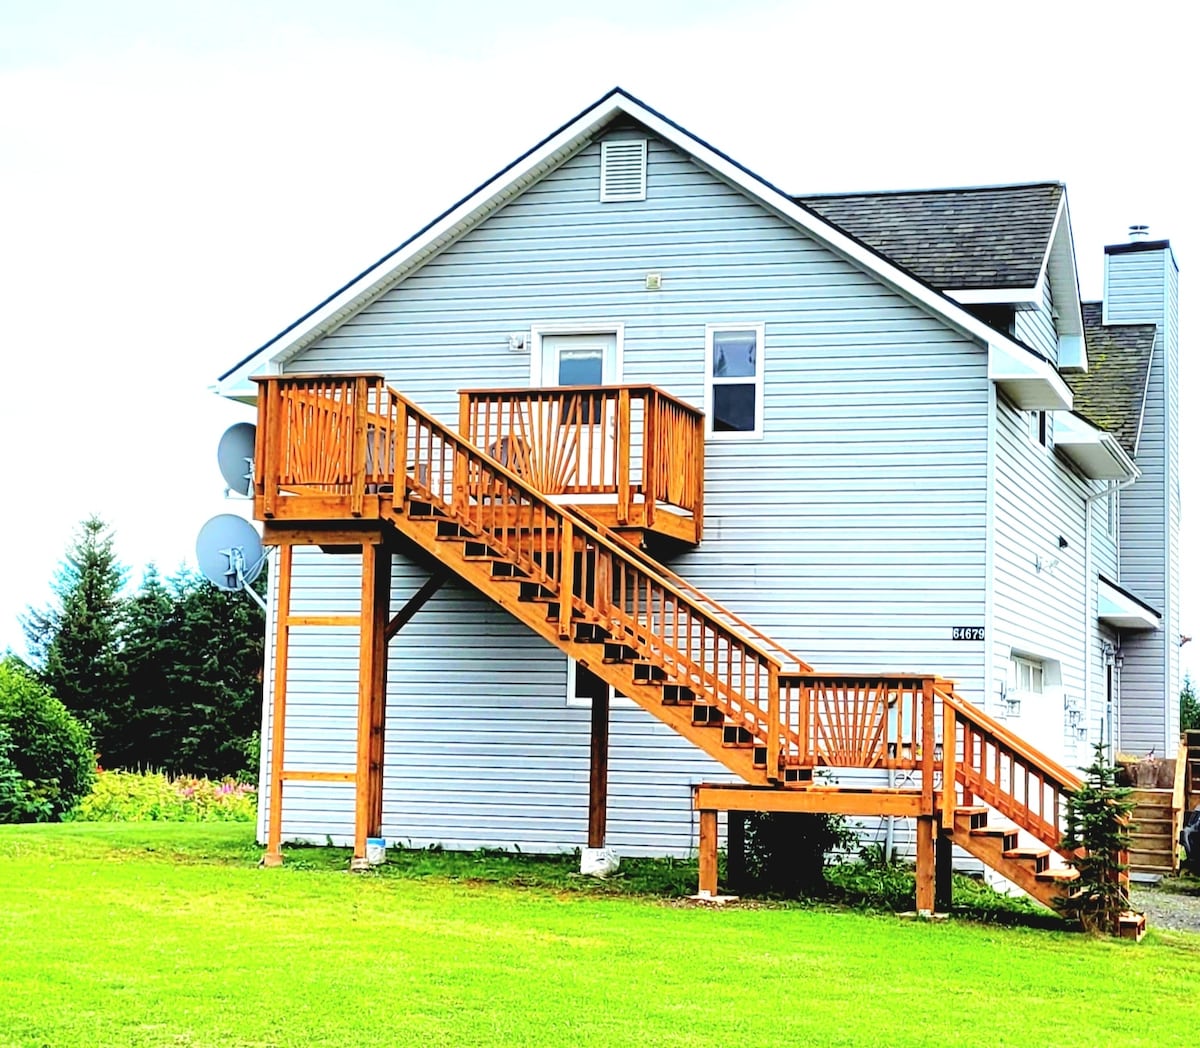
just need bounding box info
[215,89,1069,406]
[1097,576,1160,630]
[989,340,1074,410]
[1054,413,1140,480]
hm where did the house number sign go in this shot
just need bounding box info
[951,627,985,641]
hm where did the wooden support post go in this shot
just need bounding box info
[941,703,958,831]
[350,376,368,518]
[558,517,575,639]
[368,544,391,837]
[915,815,935,915]
[935,830,953,913]
[263,543,293,867]
[643,391,657,530]
[352,539,386,869]
[587,673,610,849]
[616,389,631,526]
[698,809,718,896]
[766,665,781,781]
[920,677,936,814]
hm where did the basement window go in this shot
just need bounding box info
[705,324,764,439]
[566,659,632,709]
[1013,655,1045,695]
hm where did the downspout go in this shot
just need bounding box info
[1083,475,1137,755]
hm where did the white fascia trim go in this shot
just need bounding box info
[1054,413,1140,481]
[946,286,1041,307]
[1097,578,1160,630]
[1045,195,1084,340]
[214,103,630,399]
[987,339,1074,410]
[216,90,1066,407]
[1057,333,1086,372]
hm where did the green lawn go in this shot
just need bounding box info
[0,824,1195,1048]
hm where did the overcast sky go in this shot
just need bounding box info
[1,0,1194,679]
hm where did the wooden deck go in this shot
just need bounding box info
[249,373,1134,927]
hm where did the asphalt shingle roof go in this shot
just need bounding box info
[797,183,1063,291]
[1066,302,1156,456]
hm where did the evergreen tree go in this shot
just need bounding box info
[1059,742,1135,934]
[113,565,176,771]
[1181,675,1199,734]
[22,516,127,751]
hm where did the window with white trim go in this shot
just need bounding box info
[1028,409,1048,448]
[566,659,632,709]
[705,323,764,438]
[1013,655,1044,695]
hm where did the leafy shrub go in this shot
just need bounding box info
[740,810,858,897]
[71,769,257,823]
[0,658,94,822]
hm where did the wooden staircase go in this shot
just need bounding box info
[250,374,1136,928]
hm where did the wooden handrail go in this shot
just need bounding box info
[940,686,1083,793]
[251,375,781,752]
[557,502,810,673]
[460,383,704,420]
[939,683,1082,850]
[460,385,704,522]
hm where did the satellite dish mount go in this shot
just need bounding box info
[196,514,268,611]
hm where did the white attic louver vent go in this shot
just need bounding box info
[600,140,647,202]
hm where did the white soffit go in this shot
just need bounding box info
[1054,414,1139,480]
[1097,578,1160,630]
[988,340,1073,410]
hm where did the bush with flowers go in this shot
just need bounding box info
[71,768,256,823]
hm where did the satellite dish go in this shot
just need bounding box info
[196,514,265,596]
[217,422,256,496]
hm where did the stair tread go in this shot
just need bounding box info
[1004,847,1050,860]
[1035,867,1080,882]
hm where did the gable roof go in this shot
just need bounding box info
[1065,302,1156,456]
[799,184,1063,292]
[215,88,1072,412]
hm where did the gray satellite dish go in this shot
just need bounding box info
[217,422,256,497]
[196,514,266,609]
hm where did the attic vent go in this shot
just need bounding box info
[600,140,647,202]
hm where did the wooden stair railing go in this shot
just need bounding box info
[375,381,788,772]
[937,684,1084,852]
[460,385,705,531]
[255,374,1146,922]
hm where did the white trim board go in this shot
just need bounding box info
[214,89,1072,413]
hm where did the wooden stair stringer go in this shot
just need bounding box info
[384,508,773,787]
[951,808,1078,913]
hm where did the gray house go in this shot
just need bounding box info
[216,89,1180,893]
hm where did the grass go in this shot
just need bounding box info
[1,824,1197,1048]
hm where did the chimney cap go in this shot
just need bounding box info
[1128,224,1150,240]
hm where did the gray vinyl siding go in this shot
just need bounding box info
[1014,280,1058,365]
[991,391,1113,769]
[261,130,992,855]
[1108,247,1177,755]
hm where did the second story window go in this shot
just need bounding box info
[1028,409,1048,448]
[705,324,764,439]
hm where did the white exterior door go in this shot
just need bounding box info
[539,332,618,387]
[534,332,620,493]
